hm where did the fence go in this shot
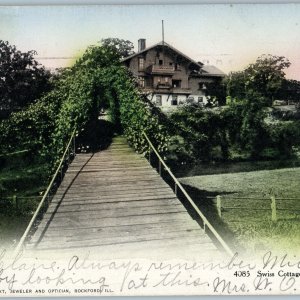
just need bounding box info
[214,195,300,222]
[0,195,43,213]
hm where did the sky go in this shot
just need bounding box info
[0,4,300,79]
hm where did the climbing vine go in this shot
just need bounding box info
[100,66,170,153]
[0,43,170,169]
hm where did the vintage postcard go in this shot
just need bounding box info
[0,3,300,296]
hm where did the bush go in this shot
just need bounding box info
[169,106,229,162]
[268,121,300,157]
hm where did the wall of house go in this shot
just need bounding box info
[188,77,215,94]
[128,48,190,89]
[173,70,189,89]
[125,45,224,108]
[147,93,212,107]
[147,93,188,107]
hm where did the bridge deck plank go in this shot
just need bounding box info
[27,136,221,259]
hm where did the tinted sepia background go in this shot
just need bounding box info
[0,2,300,296]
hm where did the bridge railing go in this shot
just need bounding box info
[143,132,234,257]
[14,129,76,255]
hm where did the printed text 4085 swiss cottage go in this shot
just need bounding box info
[122,39,225,110]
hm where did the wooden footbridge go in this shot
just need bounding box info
[15,134,232,260]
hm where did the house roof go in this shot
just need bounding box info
[122,41,225,77]
[122,41,203,68]
[201,65,226,77]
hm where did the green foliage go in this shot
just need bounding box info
[75,44,121,69]
[0,42,169,167]
[170,106,229,162]
[223,91,300,159]
[276,78,300,102]
[0,92,60,155]
[223,92,269,158]
[99,66,170,153]
[268,121,300,157]
[101,38,135,59]
[0,40,51,117]
[205,79,227,106]
[227,55,291,104]
[245,55,290,101]
[2,41,297,169]
[227,71,247,100]
[238,93,269,158]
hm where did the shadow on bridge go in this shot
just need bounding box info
[75,116,116,153]
[177,184,241,252]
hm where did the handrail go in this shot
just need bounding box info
[14,129,76,255]
[143,132,234,257]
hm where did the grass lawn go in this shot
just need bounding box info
[0,214,31,250]
[0,151,49,249]
[179,167,300,256]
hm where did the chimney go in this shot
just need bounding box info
[138,39,146,52]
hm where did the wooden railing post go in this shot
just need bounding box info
[159,160,162,176]
[216,195,222,218]
[271,195,277,222]
[148,146,151,164]
[46,193,50,208]
[60,166,63,182]
[67,147,70,165]
[13,195,19,211]
[73,135,76,156]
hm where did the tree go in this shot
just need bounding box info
[227,71,247,100]
[170,106,230,161]
[205,79,227,106]
[245,55,290,103]
[75,43,121,70]
[227,55,291,105]
[100,38,134,59]
[224,91,273,158]
[276,79,300,103]
[0,40,51,116]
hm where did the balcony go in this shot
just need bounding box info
[156,82,172,90]
[148,65,175,75]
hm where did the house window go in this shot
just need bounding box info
[138,57,144,71]
[169,62,173,66]
[187,96,194,104]
[138,77,145,87]
[198,97,203,103]
[172,80,181,88]
[155,95,162,106]
[171,95,178,106]
[175,63,180,70]
[159,59,163,65]
[198,83,207,90]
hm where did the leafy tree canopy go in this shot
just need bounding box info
[100,38,135,59]
[0,40,51,116]
[276,79,300,102]
[227,55,291,105]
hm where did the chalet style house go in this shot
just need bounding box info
[122,39,225,108]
